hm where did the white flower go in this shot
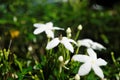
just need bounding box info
[72,48,107,79]
[33,22,64,38]
[77,39,106,50]
[58,56,69,73]
[46,36,77,53]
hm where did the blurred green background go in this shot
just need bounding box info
[0,0,120,79]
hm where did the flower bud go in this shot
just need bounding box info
[28,46,33,51]
[75,74,80,80]
[0,52,3,57]
[66,27,71,34]
[78,24,82,30]
[67,33,71,38]
[13,16,17,22]
[40,69,43,73]
[58,56,63,62]
[12,73,18,79]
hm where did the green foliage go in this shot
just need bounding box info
[0,0,120,80]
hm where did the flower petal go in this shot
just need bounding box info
[33,27,46,34]
[92,65,104,79]
[64,60,69,64]
[63,65,69,70]
[92,42,106,50]
[33,23,45,28]
[78,62,91,76]
[68,39,77,45]
[72,55,90,62]
[87,48,97,60]
[53,27,64,30]
[96,58,107,66]
[61,38,74,53]
[78,39,93,48]
[59,66,62,73]
[45,22,53,29]
[46,38,60,50]
[45,30,54,38]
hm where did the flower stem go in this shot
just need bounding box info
[74,30,80,41]
[75,47,79,54]
[8,39,12,50]
[111,52,117,66]
[40,70,45,80]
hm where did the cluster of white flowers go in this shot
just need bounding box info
[33,22,107,79]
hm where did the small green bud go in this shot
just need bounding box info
[40,69,43,73]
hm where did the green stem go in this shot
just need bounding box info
[74,30,80,41]
[40,70,45,80]
[8,39,12,50]
[60,44,65,58]
[49,49,53,55]
[111,52,117,66]
[66,49,70,60]
[75,47,79,54]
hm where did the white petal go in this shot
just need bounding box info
[64,60,69,64]
[33,27,46,34]
[72,55,90,62]
[78,62,91,76]
[92,42,106,50]
[96,58,107,66]
[33,23,45,28]
[53,27,64,30]
[92,65,104,79]
[45,22,53,29]
[45,30,54,38]
[80,39,93,43]
[68,39,77,45]
[46,38,60,50]
[78,39,93,48]
[63,65,69,70]
[59,66,62,73]
[87,48,97,60]
[61,38,74,53]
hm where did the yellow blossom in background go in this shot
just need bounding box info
[10,30,20,39]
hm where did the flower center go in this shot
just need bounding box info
[91,59,95,64]
[59,34,63,40]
